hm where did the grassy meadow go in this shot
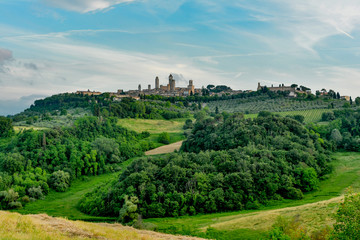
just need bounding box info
[118,118,188,147]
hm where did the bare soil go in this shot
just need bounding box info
[145,141,183,156]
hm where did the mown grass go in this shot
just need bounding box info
[144,152,360,239]
[117,118,188,134]
[118,118,187,148]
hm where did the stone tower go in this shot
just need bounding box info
[155,76,159,90]
[169,74,175,92]
[138,84,141,92]
[257,82,261,91]
[148,84,151,91]
[188,80,195,95]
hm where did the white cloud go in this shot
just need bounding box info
[0,28,228,107]
[269,0,360,51]
[0,48,13,63]
[42,0,135,13]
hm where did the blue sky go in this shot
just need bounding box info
[1,0,360,115]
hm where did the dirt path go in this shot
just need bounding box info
[145,141,184,156]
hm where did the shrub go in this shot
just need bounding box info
[27,186,43,199]
[49,170,71,192]
[331,190,360,239]
[158,132,170,144]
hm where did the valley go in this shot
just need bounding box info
[1,91,360,240]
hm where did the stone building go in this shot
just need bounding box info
[257,82,295,93]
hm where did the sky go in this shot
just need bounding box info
[1,0,360,115]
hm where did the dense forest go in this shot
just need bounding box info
[79,113,332,221]
[12,93,190,124]
[311,109,360,151]
[0,116,153,210]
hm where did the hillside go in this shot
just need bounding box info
[2,92,360,240]
[0,211,205,240]
[206,95,350,115]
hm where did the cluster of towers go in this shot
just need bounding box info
[136,74,196,96]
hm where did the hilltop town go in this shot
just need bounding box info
[75,74,351,101]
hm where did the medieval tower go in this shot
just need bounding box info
[155,76,159,90]
[169,74,175,92]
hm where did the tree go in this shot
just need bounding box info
[158,132,170,144]
[215,106,219,114]
[49,170,71,192]
[330,129,343,144]
[356,97,360,106]
[291,84,298,88]
[343,102,351,108]
[0,117,13,138]
[1,153,25,174]
[350,96,353,105]
[207,84,215,91]
[119,195,139,224]
[331,190,360,239]
[337,92,341,99]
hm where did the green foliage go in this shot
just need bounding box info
[183,119,194,130]
[49,170,71,192]
[80,114,330,219]
[0,189,21,209]
[119,195,139,224]
[331,190,360,240]
[0,116,152,210]
[0,116,13,138]
[322,112,336,121]
[158,132,170,144]
[309,109,360,152]
[343,102,351,108]
[206,94,347,115]
[1,153,25,174]
[355,97,360,106]
[28,186,44,200]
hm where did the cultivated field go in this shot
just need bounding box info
[207,96,346,114]
[244,108,333,123]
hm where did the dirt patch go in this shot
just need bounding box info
[145,141,183,155]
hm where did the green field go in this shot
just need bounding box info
[117,118,188,134]
[118,118,188,147]
[275,109,332,123]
